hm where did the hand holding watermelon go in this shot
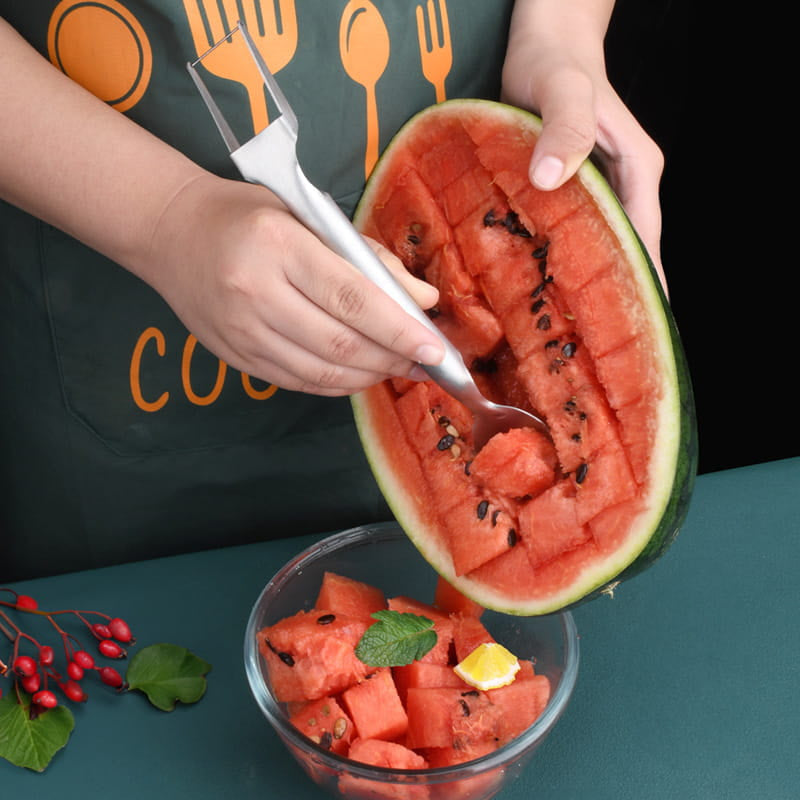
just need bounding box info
[501,0,666,288]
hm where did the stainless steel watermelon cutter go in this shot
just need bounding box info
[186,20,548,450]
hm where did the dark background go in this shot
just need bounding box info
[604,1,795,474]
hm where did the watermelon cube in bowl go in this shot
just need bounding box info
[244,522,579,800]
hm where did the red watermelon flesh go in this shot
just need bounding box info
[433,576,485,619]
[342,668,408,742]
[338,739,431,800]
[405,687,496,751]
[352,100,696,615]
[289,696,354,755]
[258,571,553,777]
[258,609,371,702]
[392,661,472,705]
[387,596,454,665]
[315,571,387,623]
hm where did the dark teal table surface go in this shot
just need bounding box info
[2,458,798,799]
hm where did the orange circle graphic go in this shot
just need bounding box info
[47,0,152,112]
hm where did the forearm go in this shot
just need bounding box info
[0,17,208,287]
[506,0,615,71]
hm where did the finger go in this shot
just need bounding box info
[234,322,401,396]
[593,101,667,293]
[364,237,440,310]
[288,242,445,368]
[527,67,597,191]
[254,278,428,380]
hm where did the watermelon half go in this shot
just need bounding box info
[351,100,697,615]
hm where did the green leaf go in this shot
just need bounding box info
[125,643,212,711]
[0,692,75,772]
[355,609,438,667]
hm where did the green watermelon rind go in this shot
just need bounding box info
[351,99,697,616]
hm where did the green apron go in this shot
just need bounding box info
[0,1,514,580]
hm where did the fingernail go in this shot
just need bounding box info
[532,156,564,190]
[415,342,444,366]
[408,365,430,382]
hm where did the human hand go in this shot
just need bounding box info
[501,0,667,290]
[147,174,444,396]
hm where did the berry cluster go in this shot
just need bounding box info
[1,588,134,715]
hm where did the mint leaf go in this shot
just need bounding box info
[125,643,212,711]
[355,610,437,667]
[0,692,74,772]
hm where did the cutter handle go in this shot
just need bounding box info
[230,129,481,404]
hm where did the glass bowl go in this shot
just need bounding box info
[244,522,579,800]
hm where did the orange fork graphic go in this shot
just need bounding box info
[416,0,452,103]
[183,0,298,134]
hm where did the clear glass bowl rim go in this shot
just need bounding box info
[243,521,580,783]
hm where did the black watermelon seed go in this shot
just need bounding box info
[266,639,294,666]
[536,314,552,330]
[437,434,456,451]
[491,508,501,527]
[438,415,451,427]
[459,699,471,716]
[545,339,560,349]
[461,690,480,697]
[531,282,547,298]
[464,460,472,476]
[576,463,589,484]
[503,212,532,237]
[532,243,549,259]
[483,209,498,227]
[507,529,517,547]
[561,342,577,358]
[530,298,546,314]
[477,500,489,520]
[571,433,582,442]
[319,731,333,750]
[316,614,336,625]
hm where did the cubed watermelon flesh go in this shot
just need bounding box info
[352,100,697,615]
[258,571,551,780]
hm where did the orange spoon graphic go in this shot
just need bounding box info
[339,1,390,180]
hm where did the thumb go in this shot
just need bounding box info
[528,70,597,191]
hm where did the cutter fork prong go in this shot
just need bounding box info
[236,19,298,133]
[186,19,296,154]
[186,55,240,153]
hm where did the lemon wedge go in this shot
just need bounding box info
[453,642,520,691]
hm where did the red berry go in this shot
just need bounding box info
[92,623,112,639]
[98,666,124,688]
[108,618,133,643]
[98,639,125,659]
[32,690,58,708]
[72,650,95,670]
[66,661,84,681]
[38,645,55,666]
[13,655,38,677]
[62,681,87,703]
[15,594,38,611]
[21,673,41,693]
